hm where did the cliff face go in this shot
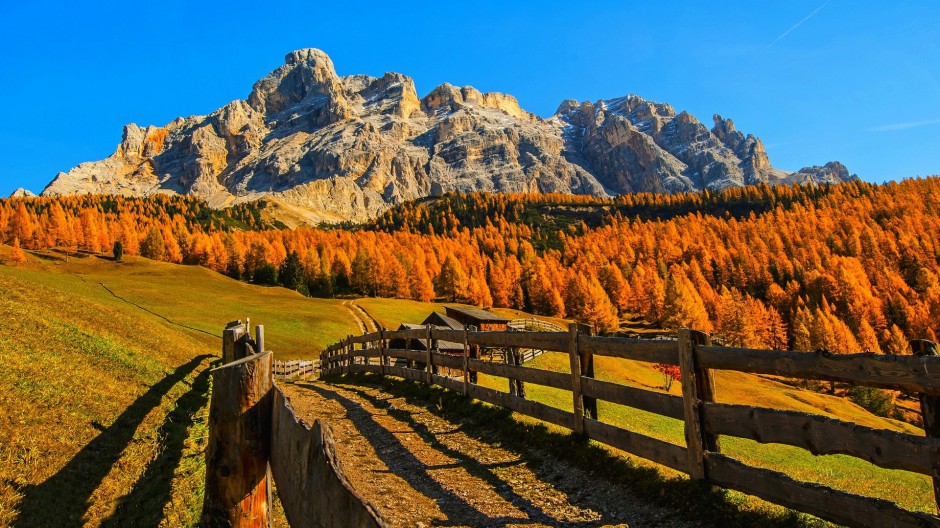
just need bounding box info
[42,48,855,225]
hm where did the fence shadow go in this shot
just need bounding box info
[322,373,817,528]
[11,354,213,528]
[100,365,212,527]
[329,383,630,527]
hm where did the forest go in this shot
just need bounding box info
[3,178,938,358]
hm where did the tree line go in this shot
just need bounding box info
[2,178,938,358]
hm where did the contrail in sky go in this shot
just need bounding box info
[762,1,830,53]
[865,118,940,132]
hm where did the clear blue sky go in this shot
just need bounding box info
[1,1,938,196]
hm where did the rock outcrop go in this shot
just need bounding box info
[42,48,857,225]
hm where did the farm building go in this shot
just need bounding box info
[444,306,510,331]
[388,323,464,353]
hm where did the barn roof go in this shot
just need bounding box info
[422,311,464,330]
[445,306,510,323]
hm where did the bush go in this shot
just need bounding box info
[848,385,894,417]
[112,241,123,262]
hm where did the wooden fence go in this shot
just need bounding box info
[203,321,386,528]
[319,324,940,528]
[274,359,317,380]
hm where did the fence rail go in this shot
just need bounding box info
[320,324,940,528]
[204,321,386,528]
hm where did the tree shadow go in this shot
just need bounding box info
[100,365,212,527]
[11,354,213,528]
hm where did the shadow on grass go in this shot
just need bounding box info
[101,365,212,527]
[322,373,826,528]
[11,354,213,528]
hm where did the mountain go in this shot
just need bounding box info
[10,188,36,198]
[41,48,855,225]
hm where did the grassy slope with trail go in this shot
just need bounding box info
[351,296,933,517]
[0,248,357,526]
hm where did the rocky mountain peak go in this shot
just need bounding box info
[41,48,857,225]
[9,188,36,198]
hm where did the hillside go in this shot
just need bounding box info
[40,48,853,225]
[0,249,358,526]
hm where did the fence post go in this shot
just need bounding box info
[568,323,590,435]
[462,327,470,395]
[579,326,596,420]
[379,328,386,376]
[678,328,718,480]
[911,339,940,510]
[202,348,273,527]
[222,326,245,364]
[425,325,433,385]
[255,325,265,354]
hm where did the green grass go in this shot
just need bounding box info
[472,351,932,515]
[0,249,360,526]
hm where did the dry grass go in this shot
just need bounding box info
[0,249,359,526]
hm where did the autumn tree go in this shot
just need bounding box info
[9,238,26,264]
[437,254,468,302]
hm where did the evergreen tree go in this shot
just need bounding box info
[278,251,306,293]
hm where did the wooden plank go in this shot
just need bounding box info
[705,452,940,528]
[579,335,679,364]
[702,401,940,478]
[431,374,464,393]
[270,387,387,528]
[678,329,706,479]
[467,358,571,390]
[582,418,687,473]
[425,326,433,385]
[569,323,586,435]
[430,328,464,343]
[697,345,940,394]
[430,352,464,370]
[385,349,425,364]
[468,331,569,352]
[913,339,940,511]
[580,377,684,420]
[384,365,427,383]
[580,326,596,420]
[690,331,719,453]
[462,328,470,396]
[467,384,574,429]
[379,329,386,377]
[349,331,382,345]
[202,351,272,527]
[384,328,428,340]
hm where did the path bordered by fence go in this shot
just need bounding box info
[203,321,386,528]
[320,324,940,528]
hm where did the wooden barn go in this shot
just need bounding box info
[444,306,509,332]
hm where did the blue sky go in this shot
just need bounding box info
[1,1,938,196]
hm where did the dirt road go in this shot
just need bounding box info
[280,380,697,528]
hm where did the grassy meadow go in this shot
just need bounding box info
[0,247,357,526]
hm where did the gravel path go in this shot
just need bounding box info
[281,380,699,528]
